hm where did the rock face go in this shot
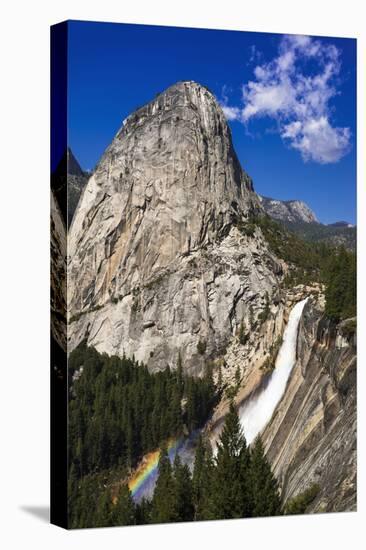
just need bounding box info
[261,301,356,512]
[207,284,324,437]
[51,147,88,228]
[66,148,88,226]
[259,195,356,251]
[68,81,282,373]
[51,190,67,351]
[204,289,356,513]
[259,195,318,223]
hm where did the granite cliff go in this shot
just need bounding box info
[262,302,356,512]
[51,147,88,228]
[259,195,318,224]
[51,190,67,351]
[205,289,356,512]
[68,81,283,373]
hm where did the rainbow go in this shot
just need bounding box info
[128,437,184,501]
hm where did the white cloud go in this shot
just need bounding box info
[248,44,262,65]
[242,78,295,120]
[222,34,351,164]
[289,116,351,163]
[222,105,241,121]
[282,120,302,139]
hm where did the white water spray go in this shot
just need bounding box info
[239,298,308,444]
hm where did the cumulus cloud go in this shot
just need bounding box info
[222,105,241,120]
[222,35,351,164]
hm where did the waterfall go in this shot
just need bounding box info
[239,298,308,445]
[129,298,308,501]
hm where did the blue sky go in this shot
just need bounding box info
[66,21,356,224]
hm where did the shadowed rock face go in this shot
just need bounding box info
[68,81,281,373]
[66,148,88,226]
[261,301,356,512]
[51,190,67,351]
[51,148,88,228]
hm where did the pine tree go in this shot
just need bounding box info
[186,378,197,431]
[112,484,136,526]
[204,361,215,397]
[94,488,113,528]
[192,435,214,520]
[248,305,254,328]
[151,447,177,523]
[210,401,251,519]
[324,246,356,321]
[344,252,356,319]
[217,364,223,391]
[135,497,153,525]
[239,320,247,345]
[169,385,183,436]
[177,351,184,396]
[249,436,281,517]
[68,342,221,527]
[235,365,241,387]
[173,454,194,522]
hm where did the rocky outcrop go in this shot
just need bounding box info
[259,195,318,224]
[67,81,284,373]
[205,288,356,513]
[208,284,324,434]
[51,190,67,351]
[66,148,88,226]
[261,301,356,512]
[51,148,88,228]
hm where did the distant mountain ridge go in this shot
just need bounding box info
[259,194,355,251]
[259,195,318,224]
[328,221,354,228]
[67,147,84,177]
[67,149,88,227]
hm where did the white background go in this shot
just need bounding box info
[0,0,365,548]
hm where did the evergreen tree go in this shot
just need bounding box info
[68,341,217,491]
[204,361,215,398]
[173,454,194,522]
[323,246,356,321]
[284,483,320,515]
[239,320,247,345]
[192,435,214,520]
[67,342,224,528]
[94,488,113,528]
[235,365,241,387]
[249,436,281,517]
[135,497,153,525]
[169,385,183,435]
[210,402,251,519]
[112,484,136,526]
[67,463,78,524]
[217,364,223,391]
[177,351,184,396]
[151,447,177,523]
[248,305,254,328]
